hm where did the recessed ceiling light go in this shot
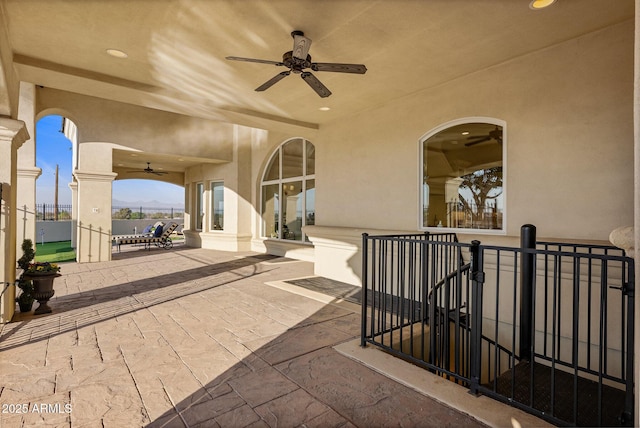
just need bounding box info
[319,107,331,111]
[106,48,128,58]
[461,131,470,135]
[529,0,557,10]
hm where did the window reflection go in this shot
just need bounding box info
[195,182,204,231]
[422,122,504,230]
[305,179,315,242]
[282,139,304,179]
[211,182,224,230]
[264,150,280,181]
[262,184,279,238]
[261,139,315,241]
[282,181,302,240]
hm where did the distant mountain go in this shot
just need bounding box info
[112,199,184,209]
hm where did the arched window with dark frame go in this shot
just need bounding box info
[261,138,315,242]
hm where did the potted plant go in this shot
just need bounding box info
[25,261,61,276]
[24,261,61,315]
[15,239,36,312]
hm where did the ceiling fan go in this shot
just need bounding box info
[226,30,367,98]
[465,126,503,147]
[128,162,168,176]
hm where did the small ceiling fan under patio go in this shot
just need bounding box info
[465,126,503,147]
[226,30,367,98]
[128,162,168,176]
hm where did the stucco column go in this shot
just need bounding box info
[68,180,78,249]
[74,171,116,263]
[16,82,41,252]
[16,167,42,247]
[0,118,29,324]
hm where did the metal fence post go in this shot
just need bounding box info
[520,224,536,362]
[361,233,369,347]
[622,259,635,425]
[469,239,483,394]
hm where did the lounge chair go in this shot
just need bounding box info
[113,222,178,252]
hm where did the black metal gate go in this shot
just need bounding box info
[361,226,634,427]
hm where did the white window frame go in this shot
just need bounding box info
[260,138,315,242]
[210,181,224,231]
[418,117,507,235]
[195,182,204,231]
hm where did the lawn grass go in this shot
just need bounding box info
[35,241,76,263]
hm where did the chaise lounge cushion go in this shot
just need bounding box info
[113,222,178,252]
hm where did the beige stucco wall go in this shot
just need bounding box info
[304,20,633,285]
[74,143,116,262]
[314,20,633,242]
[184,125,261,251]
[36,88,236,162]
[16,82,41,250]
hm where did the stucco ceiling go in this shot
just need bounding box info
[2,0,634,132]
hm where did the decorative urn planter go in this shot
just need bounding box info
[24,272,60,315]
[23,262,61,315]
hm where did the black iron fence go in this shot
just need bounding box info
[36,204,72,221]
[112,206,184,220]
[34,204,184,221]
[361,226,634,427]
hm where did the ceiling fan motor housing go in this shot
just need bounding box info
[282,51,312,73]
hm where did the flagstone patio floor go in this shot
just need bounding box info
[0,243,548,427]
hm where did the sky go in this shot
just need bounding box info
[36,115,184,207]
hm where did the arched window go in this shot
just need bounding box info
[420,118,505,231]
[261,138,315,242]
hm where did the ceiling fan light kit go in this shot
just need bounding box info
[529,0,557,10]
[226,30,367,98]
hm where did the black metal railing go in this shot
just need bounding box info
[35,203,73,221]
[361,225,634,427]
[361,232,471,383]
[35,204,185,221]
[112,206,184,219]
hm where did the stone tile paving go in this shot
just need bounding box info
[1,247,486,427]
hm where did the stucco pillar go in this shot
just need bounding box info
[62,118,78,252]
[68,180,78,249]
[16,167,42,246]
[74,171,116,262]
[16,82,41,255]
[0,118,29,324]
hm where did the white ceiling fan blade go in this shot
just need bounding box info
[292,33,312,60]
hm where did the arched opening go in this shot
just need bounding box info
[34,114,76,262]
[36,115,73,218]
[111,179,185,236]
